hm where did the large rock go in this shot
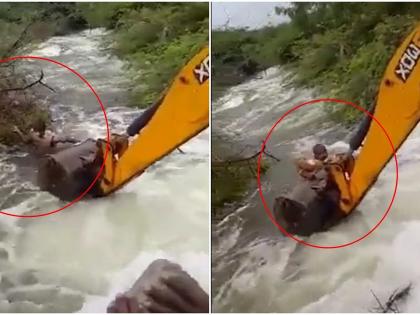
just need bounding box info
[273,177,342,236]
[37,139,102,201]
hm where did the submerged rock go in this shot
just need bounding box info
[0,248,9,260]
[18,270,38,286]
[0,275,14,291]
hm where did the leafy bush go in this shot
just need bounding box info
[78,3,209,107]
[213,3,420,123]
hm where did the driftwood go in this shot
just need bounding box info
[370,283,412,313]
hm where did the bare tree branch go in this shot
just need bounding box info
[264,149,281,162]
[212,146,281,166]
[0,70,55,93]
[222,7,231,30]
[370,283,412,313]
[371,289,386,313]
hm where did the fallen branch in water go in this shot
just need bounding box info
[370,283,412,313]
[0,70,55,93]
[212,147,280,166]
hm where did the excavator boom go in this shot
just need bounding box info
[332,24,420,214]
[37,47,209,201]
[99,47,209,195]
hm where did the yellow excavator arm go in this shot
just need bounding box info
[332,24,420,214]
[98,47,209,195]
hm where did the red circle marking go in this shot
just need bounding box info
[0,56,110,218]
[257,98,399,249]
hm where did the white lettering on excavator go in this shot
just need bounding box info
[194,56,209,84]
[395,41,420,82]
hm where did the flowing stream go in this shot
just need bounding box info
[212,67,420,312]
[0,29,209,312]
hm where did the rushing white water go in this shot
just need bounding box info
[0,29,209,312]
[212,67,419,312]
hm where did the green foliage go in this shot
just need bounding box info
[212,164,251,212]
[76,2,209,107]
[127,32,207,106]
[211,159,269,216]
[75,3,128,28]
[0,3,78,145]
[0,20,24,57]
[213,3,420,123]
[0,3,208,145]
[116,22,161,54]
[0,3,88,57]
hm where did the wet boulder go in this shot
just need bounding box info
[37,138,102,201]
[273,179,341,236]
[0,248,9,260]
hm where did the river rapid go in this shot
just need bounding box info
[0,29,209,312]
[212,67,420,312]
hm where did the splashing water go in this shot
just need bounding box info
[212,68,420,313]
[0,29,209,312]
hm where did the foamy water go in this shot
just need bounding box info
[0,29,209,312]
[212,67,418,312]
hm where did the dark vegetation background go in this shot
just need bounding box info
[213,2,420,122]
